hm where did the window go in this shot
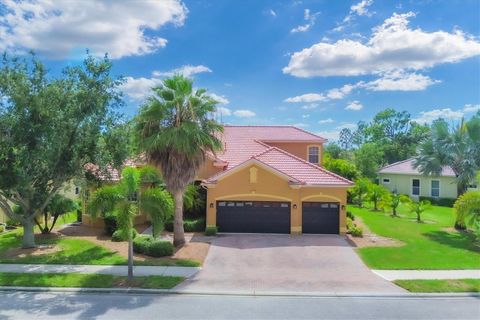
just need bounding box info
[412,179,420,196]
[382,178,390,184]
[431,180,440,197]
[75,187,80,195]
[308,146,319,164]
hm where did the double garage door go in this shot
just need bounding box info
[216,200,339,234]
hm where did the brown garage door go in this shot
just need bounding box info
[216,201,291,234]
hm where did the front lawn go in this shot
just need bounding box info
[395,279,480,293]
[349,204,480,269]
[0,272,184,289]
[0,229,200,267]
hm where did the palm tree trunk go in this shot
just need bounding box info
[127,236,133,280]
[173,190,185,247]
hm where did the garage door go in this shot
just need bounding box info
[302,202,339,234]
[216,201,290,234]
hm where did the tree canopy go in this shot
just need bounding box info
[0,54,126,247]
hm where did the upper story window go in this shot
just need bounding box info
[308,146,320,164]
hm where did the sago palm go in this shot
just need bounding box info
[136,75,223,246]
[88,166,173,279]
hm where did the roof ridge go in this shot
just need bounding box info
[260,146,353,184]
[380,158,413,170]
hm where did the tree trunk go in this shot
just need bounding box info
[392,207,397,217]
[417,212,421,222]
[22,220,36,248]
[454,184,467,230]
[127,236,133,280]
[173,190,185,247]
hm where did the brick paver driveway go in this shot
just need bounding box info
[177,234,404,294]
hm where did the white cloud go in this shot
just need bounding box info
[363,70,440,91]
[292,123,309,128]
[413,108,464,124]
[153,65,212,78]
[284,12,480,77]
[215,106,232,116]
[120,77,163,101]
[326,83,358,99]
[349,0,374,18]
[208,93,229,105]
[463,104,480,113]
[318,118,334,124]
[301,103,319,110]
[290,8,319,33]
[337,123,357,130]
[269,9,277,17]
[284,93,325,103]
[302,114,310,118]
[345,101,363,111]
[0,0,187,59]
[316,122,357,141]
[234,109,256,117]
[413,104,480,124]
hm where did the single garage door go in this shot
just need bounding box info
[302,202,339,234]
[217,201,290,234]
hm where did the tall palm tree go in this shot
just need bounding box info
[88,166,173,279]
[136,75,223,247]
[414,115,480,228]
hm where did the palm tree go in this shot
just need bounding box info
[387,193,411,217]
[136,75,223,247]
[352,178,372,208]
[409,200,431,223]
[414,115,480,228]
[88,166,173,279]
[368,184,389,211]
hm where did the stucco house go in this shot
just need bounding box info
[198,126,353,235]
[378,158,478,199]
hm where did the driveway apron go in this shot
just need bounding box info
[176,234,404,294]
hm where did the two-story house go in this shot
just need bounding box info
[198,126,353,235]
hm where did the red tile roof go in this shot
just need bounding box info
[379,158,456,177]
[206,126,352,186]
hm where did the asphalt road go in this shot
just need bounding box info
[0,291,478,320]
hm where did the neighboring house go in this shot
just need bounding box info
[379,158,478,199]
[198,126,353,235]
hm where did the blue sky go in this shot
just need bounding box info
[1,0,479,140]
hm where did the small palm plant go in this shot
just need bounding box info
[368,184,390,211]
[409,199,431,223]
[352,178,372,208]
[388,193,411,217]
[88,166,173,279]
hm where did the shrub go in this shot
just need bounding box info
[0,225,5,233]
[6,219,20,228]
[103,214,118,236]
[205,226,218,236]
[147,240,174,257]
[346,217,354,231]
[133,236,174,257]
[346,211,355,221]
[165,217,206,232]
[419,196,456,208]
[350,226,363,237]
[111,229,137,242]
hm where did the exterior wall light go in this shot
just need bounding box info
[341,205,345,211]
[209,203,214,208]
[293,204,297,209]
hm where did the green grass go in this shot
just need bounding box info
[349,203,480,270]
[0,229,200,267]
[395,279,480,293]
[0,272,184,289]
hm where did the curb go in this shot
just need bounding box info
[1,286,479,298]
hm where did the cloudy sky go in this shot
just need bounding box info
[1,0,479,140]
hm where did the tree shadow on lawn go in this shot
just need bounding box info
[423,230,480,254]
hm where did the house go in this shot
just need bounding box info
[198,126,353,235]
[378,158,478,199]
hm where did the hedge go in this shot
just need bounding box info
[133,236,174,257]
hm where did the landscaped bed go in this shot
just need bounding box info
[394,279,480,293]
[0,272,184,289]
[348,203,480,270]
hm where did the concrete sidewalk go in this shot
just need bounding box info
[0,264,200,278]
[372,270,480,281]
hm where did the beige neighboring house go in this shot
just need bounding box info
[379,158,478,199]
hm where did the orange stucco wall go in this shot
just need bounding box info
[266,142,323,165]
[196,158,224,181]
[205,164,347,234]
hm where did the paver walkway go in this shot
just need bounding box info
[373,270,480,281]
[0,264,200,278]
